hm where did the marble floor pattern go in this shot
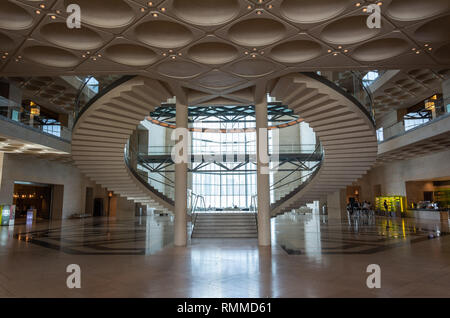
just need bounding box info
[0,212,449,298]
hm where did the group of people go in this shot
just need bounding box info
[347,200,373,216]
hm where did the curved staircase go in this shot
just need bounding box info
[72,76,174,213]
[270,72,377,216]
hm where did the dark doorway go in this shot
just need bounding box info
[13,182,52,220]
[424,191,433,201]
[85,187,94,215]
[93,198,104,217]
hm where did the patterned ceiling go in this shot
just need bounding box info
[0,0,449,106]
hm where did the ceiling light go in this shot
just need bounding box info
[152,13,159,17]
[97,54,102,57]
[171,56,176,60]
[355,2,361,6]
[362,7,367,12]
[343,49,349,53]
[428,47,432,51]
[39,4,45,9]
[411,48,416,51]
[251,54,257,58]
[424,44,429,47]
[56,10,61,14]
[268,5,273,9]
[162,53,167,56]
[148,1,153,6]
[256,10,263,15]
[333,52,339,56]
[178,52,182,56]
[244,51,249,55]
[160,7,166,12]
[377,1,383,5]
[338,45,343,49]
[415,50,420,54]
[50,15,56,20]
[247,5,252,10]
[35,10,41,14]
[258,0,263,3]
[141,7,146,12]
[327,49,332,53]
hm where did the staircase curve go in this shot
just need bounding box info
[269,72,377,217]
[71,76,174,212]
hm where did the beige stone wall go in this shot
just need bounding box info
[0,153,104,219]
[354,149,450,204]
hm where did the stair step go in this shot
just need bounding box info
[191,213,258,239]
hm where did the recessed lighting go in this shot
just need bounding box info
[327,49,332,53]
[424,44,429,47]
[256,10,263,15]
[333,52,339,56]
[412,48,416,51]
[39,4,45,9]
[50,15,56,20]
[355,2,361,7]
[362,7,367,12]
[338,45,343,49]
[244,51,249,55]
[178,52,182,56]
[268,4,273,9]
[171,56,176,60]
[35,10,41,14]
[97,54,102,57]
[251,54,257,58]
[343,49,349,53]
[247,5,252,10]
[141,7,146,12]
[377,1,383,6]
[152,12,158,17]
[162,53,167,56]
[148,1,154,6]
[428,47,432,51]
[415,50,420,54]
[160,7,166,12]
[56,10,61,14]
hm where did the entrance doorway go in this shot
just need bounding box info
[13,181,52,220]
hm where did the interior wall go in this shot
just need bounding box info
[0,153,100,219]
[354,149,450,204]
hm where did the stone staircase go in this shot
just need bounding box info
[191,213,258,238]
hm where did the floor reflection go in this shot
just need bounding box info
[0,212,450,297]
[8,215,175,255]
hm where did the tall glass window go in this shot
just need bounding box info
[191,117,256,209]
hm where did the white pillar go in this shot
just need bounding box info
[174,100,188,246]
[255,97,271,246]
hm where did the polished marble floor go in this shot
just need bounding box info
[0,212,449,297]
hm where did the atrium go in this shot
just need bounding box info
[0,0,449,300]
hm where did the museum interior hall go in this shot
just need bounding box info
[0,0,449,298]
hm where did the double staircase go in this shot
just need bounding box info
[191,213,258,239]
[71,71,376,221]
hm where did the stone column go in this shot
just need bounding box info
[326,189,347,219]
[174,100,188,246]
[255,97,271,246]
